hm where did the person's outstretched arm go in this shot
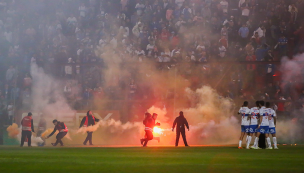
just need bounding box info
[47,127,56,138]
[184,118,189,130]
[95,117,100,122]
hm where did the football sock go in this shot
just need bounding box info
[254,137,259,147]
[239,140,242,148]
[267,137,272,148]
[273,137,277,148]
[246,136,252,148]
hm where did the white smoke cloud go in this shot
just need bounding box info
[27,52,304,146]
[30,63,75,116]
[278,53,304,144]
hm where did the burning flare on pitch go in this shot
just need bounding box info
[41,128,55,138]
[153,127,163,135]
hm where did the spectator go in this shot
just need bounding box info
[264,49,274,61]
[218,43,227,59]
[79,3,86,18]
[10,84,20,103]
[246,52,256,70]
[129,79,137,99]
[255,44,269,61]
[265,58,275,83]
[6,66,16,84]
[277,34,288,58]
[220,0,229,13]
[23,73,32,88]
[288,4,298,23]
[238,24,249,46]
[135,1,145,16]
[240,0,251,22]
[22,88,31,109]
[65,58,74,79]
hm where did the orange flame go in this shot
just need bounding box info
[153,127,163,135]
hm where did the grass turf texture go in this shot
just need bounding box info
[0,146,303,173]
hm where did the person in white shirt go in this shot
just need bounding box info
[238,101,251,149]
[175,0,185,8]
[220,0,229,13]
[252,101,273,149]
[268,104,278,149]
[240,0,251,22]
[79,3,86,17]
[146,42,155,57]
[135,47,145,56]
[135,2,145,16]
[254,25,266,38]
[246,101,260,149]
[218,44,227,58]
[67,14,77,25]
[4,30,12,43]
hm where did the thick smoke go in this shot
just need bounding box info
[6,123,44,146]
[30,63,76,116]
[27,31,304,147]
[183,86,239,145]
[6,123,19,138]
[30,60,241,145]
[280,53,304,85]
[142,86,239,145]
[28,51,303,146]
[278,53,304,143]
[26,44,243,146]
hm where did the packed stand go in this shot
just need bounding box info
[0,0,304,124]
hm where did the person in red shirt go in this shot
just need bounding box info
[246,52,256,70]
[219,35,228,49]
[20,112,34,147]
[46,119,68,146]
[170,32,180,48]
[140,113,160,147]
[160,27,170,42]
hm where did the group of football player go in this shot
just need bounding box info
[238,100,278,149]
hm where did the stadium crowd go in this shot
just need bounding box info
[0,0,304,124]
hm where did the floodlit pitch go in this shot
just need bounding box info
[0,146,303,173]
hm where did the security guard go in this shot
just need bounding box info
[21,112,34,147]
[46,119,68,146]
[79,111,100,145]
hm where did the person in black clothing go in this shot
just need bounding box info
[46,119,68,146]
[79,111,100,145]
[172,111,189,147]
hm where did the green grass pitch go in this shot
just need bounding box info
[0,145,303,173]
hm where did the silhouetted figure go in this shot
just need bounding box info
[172,111,189,147]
